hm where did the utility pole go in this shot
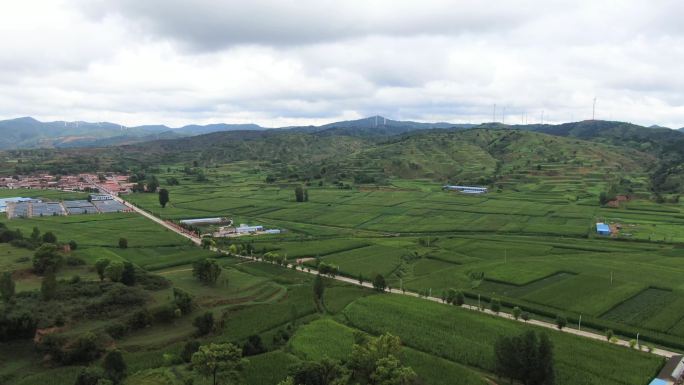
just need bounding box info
[578,314,582,331]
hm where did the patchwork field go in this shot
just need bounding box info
[117,163,684,351]
[2,157,684,384]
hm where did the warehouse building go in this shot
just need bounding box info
[596,223,611,236]
[0,197,36,213]
[179,217,230,226]
[236,224,264,234]
[442,185,488,194]
[89,194,114,201]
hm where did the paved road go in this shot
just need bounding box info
[109,188,679,359]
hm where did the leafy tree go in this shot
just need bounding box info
[194,312,214,336]
[372,274,386,292]
[535,333,555,385]
[69,240,78,250]
[74,367,105,385]
[146,175,159,193]
[158,188,170,208]
[121,262,136,286]
[242,335,266,357]
[30,227,41,242]
[192,258,222,285]
[173,287,193,315]
[105,261,124,282]
[370,355,417,385]
[490,299,501,313]
[166,177,180,186]
[41,270,58,300]
[290,357,348,385]
[349,333,403,382]
[318,262,338,277]
[118,238,128,249]
[555,315,567,330]
[605,329,614,341]
[313,274,325,308]
[202,238,216,250]
[95,258,110,281]
[42,231,58,244]
[181,340,201,363]
[512,306,522,320]
[191,343,246,385]
[276,378,295,385]
[33,244,63,274]
[454,291,465,306]
[295,186,306,202]
[0,271,15,302]
[521,312,531,322]
[103,350,127,384]
[494,331,555,385]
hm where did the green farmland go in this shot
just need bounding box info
[118,163,684,351]
[3,127,684,384]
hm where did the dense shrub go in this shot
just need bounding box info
[32,244,63,274]
[105,323,129,339]
[152,304,177,324]
[37,332,107,364]
[0,308,38,341]
[193,312,214,335]
[181,340,201,363]
[127,309,152,330]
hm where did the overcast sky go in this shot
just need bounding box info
[2,0,684,128]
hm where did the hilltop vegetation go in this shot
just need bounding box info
[5,120,677,194]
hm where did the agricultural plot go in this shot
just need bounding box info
[249,238,370,259]
[601,288,677,326]
[342,294,662,385]
[321,244,407,277]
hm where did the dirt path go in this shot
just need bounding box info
[113,191,680,359]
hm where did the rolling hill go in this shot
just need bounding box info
[2,117,683,193]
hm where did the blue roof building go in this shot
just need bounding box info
[648,379,667,385]
[596,223,611,235]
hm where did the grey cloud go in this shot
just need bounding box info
[77,0,533,50]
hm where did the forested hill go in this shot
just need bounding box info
[3,118,684,193]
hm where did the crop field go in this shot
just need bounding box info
[289,317,489,385]
[342,294,662,385]
[113,163,684,351]
[3,153,684,385]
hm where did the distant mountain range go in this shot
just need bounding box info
[0,117,270,149]
[0,115,680,150]
[0,116,472,149]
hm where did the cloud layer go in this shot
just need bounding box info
[1,0,684,127]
